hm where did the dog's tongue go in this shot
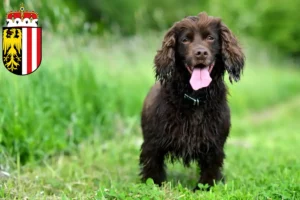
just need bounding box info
[189,67,212,90]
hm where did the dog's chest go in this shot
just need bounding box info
[161,109,217,153]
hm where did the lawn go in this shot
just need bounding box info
[0,32,300,199]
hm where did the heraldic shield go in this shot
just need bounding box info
[2,4,42,76]
[2,27,42,75]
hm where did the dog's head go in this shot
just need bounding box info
[155,12,245,90]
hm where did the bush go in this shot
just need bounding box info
[76,0,300,56]
[249,0,300,56]
[0,33,154,163]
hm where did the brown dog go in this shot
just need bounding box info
[139,12,245,190]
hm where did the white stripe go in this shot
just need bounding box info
[32,28,37,72]
[22,28,27,75]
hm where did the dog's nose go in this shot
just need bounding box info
[194,48,208,58]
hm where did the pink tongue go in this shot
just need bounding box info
[189,67,212,90]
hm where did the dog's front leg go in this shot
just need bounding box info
[194,149,225,191]
[139,142,166,186]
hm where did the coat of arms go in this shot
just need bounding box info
[2,3,42,75]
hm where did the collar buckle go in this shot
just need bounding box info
[184,94,201,106]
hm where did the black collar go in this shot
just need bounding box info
[183,92,208,106]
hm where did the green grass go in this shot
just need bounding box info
[0,32,300,199]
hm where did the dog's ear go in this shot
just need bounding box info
[220,22,245,83]
[154,26,176,83]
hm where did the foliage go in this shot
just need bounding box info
[0,0,85,34]
[1,32,300,164]
[0,34,152,163]
[75,0,300,56]
[1,0,300,55]
[0,1,299,199]
[1,89,300,198]
[0,8,299,199]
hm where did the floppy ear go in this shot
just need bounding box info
[220,22,245,83]
[154,26,176,84]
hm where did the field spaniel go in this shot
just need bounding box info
[139,12,245,190]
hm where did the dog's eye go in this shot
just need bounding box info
[181,37,190,43]
[207,35,214,41]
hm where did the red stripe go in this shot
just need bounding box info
[27,28,32,74]
[37,28,41,67]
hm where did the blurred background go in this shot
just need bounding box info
[0,0,300,199]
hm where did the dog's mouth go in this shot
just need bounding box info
[185,62,215,91]
[185,62,215,74]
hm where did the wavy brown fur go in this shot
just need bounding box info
[139,12,245,190]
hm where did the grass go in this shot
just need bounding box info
[0,32,300,199]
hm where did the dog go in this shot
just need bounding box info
[139,12,245,190]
